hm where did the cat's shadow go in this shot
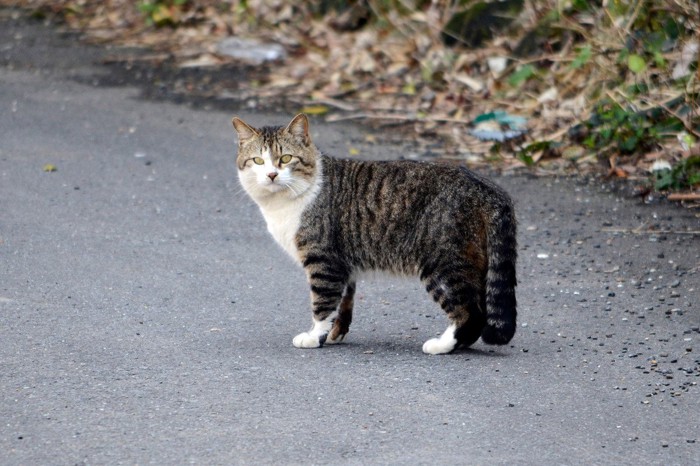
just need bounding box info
[452,345,508,357]
[333,339,509,359]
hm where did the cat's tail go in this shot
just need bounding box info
[480,200,517,345]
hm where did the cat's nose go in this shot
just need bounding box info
[267,172,278,181]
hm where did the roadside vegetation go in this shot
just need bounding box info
[5,0,699,198]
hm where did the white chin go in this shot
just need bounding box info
[262,183,286,193]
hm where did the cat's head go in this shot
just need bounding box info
[232,114,321,200]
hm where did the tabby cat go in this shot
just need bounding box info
[232,114,517,354]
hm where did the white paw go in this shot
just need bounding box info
[293,332,323,349]
[422,337,455,355]
[422,324,457,355]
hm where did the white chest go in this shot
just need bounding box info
[260,203,305,262]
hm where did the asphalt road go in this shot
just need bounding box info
[1,11,699,465]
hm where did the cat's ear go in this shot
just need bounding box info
[231,117,259,144]
[285,113,311,146]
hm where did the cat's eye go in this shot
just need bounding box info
[252,157,265,165]
[280,154,293,164]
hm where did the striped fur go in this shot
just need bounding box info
[232,114,517,354]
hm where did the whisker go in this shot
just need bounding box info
[286,179,309,198]
[285,181,302,197]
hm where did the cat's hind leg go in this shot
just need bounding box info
[422,303,484,354]
[423,323,458,355]
[421,267,486,354]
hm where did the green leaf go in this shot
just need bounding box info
[619,135,638,153]
[653,51,666,68]
[517,140,552,166]
[655,155,700,191]
[570,44,591,69]
[507,64,536,87]
[654,170,673,191]
[628,54,646,74]
[517,152,534,166]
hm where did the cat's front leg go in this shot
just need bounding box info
[327,281,355,344]
[293,312,337,348]
[293,262,349,349]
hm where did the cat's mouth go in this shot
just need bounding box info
[260,180,287,193]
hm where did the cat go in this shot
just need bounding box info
[232,113,517,354]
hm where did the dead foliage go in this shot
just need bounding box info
[4,0,700,197]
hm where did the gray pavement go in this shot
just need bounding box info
[1,11,699,465]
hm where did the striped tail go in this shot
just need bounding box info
[480,201,517,345]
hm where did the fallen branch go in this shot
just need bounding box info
[294,98,358,112]
[667,192,700,201]
[326,112,472,125]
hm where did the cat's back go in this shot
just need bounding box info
[319,155,512,211]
